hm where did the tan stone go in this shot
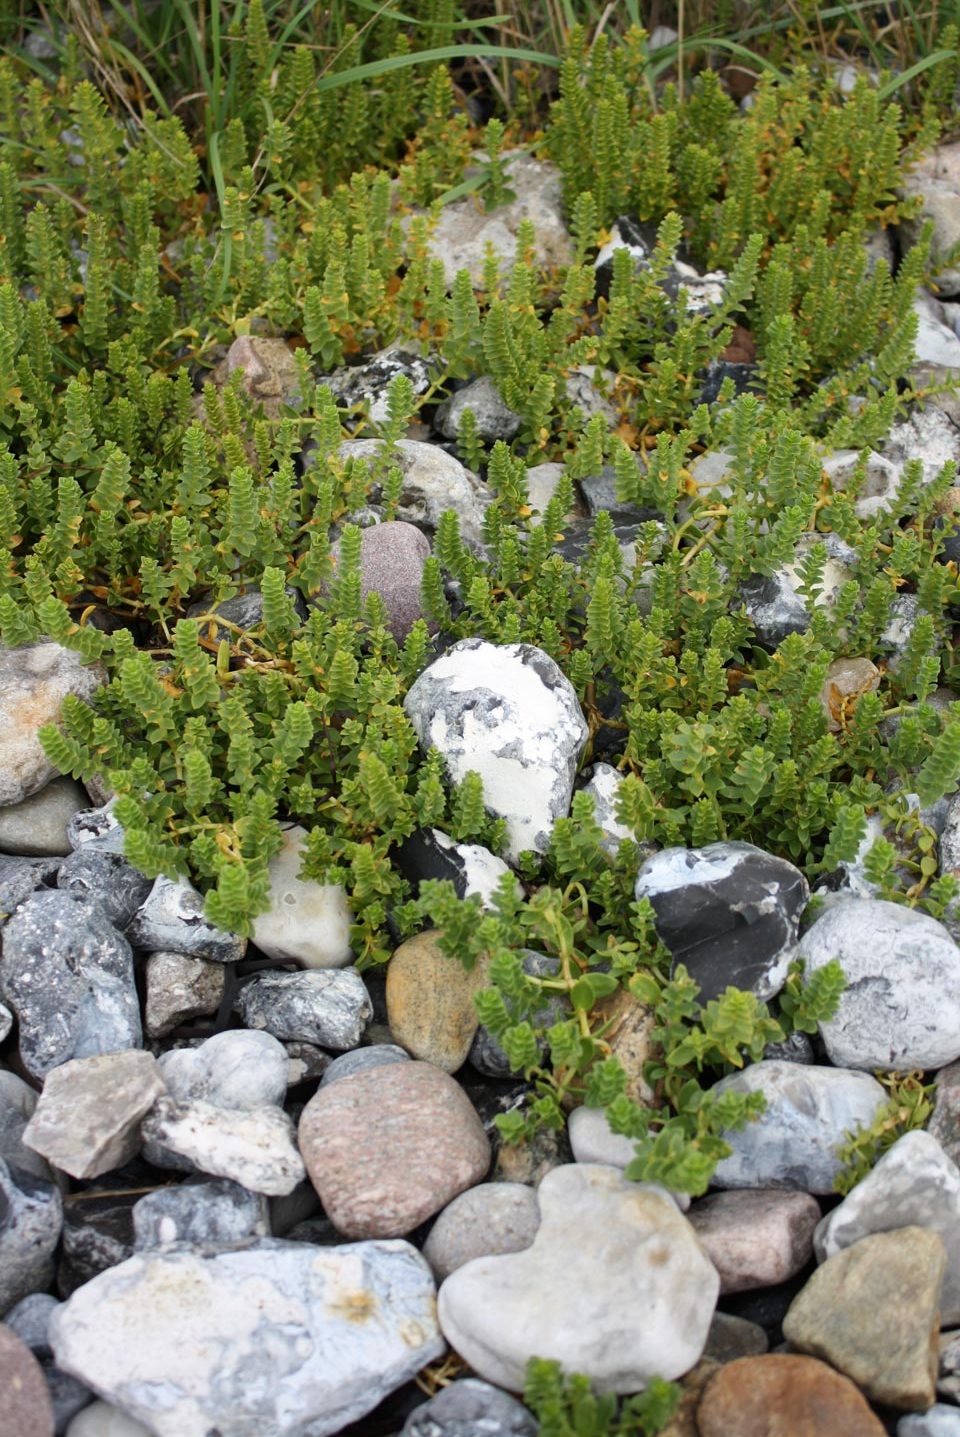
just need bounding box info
[592,986,658,1105]
[819,657,881,734]
[298,1060,490,1238]
[697,1354,887,1437]
[782,1226,944,1410]
[658,1358,721,1437]
[386,929,489,1073]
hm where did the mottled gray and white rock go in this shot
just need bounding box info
[0,643,106,807]
[0,1000,11,1042]
[319,1045,410,1087]
[126,875,246,963]
[65,802,125,855]
[435,377,522,442]
[579,764,635,856]
[594,216,727,315]
[59,1193,136,1297]
[738,532,858,650]
[141,1097,305,1196]
[299,1060,490,1238]
[401,1379,537,1437]
[236,969,372,1051]
[338,439,490,548]
[133,1179,268,1252]
[50,1240,444,1437]
[0,1157,63,1313]
[688,1189,821,1294]
[56,848,153,930]
[414,151,572,286]
[899,1407,960,1437]
[525,462,569,523]
[324,346,435,425]
[144,952,225,1038]
[249,824,352,970]
[438,1163,718,1394]
[0,855,61,926]
[815,1130,960,1324]
[405,639,588,864]
[822,447,906,521]
[469,951,564,1078]
[423,1182,540,1281]
[635,842,809,1004]
[0,777,88,857]
[23,1051,164,1180]
[158,1030,289,1111]
[0,890,141,1081]
[900,142,960,295]
[710,1061,887,1194]
[796,897,960,1070]
[396,828,515,909]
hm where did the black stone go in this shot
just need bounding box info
[578,465,665,524]
[635,841,809,1004]
[699,360,756,406]
[58,1192,137,1297]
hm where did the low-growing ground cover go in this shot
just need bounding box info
[1,4,960,1435]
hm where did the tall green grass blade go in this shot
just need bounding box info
[313,42,562,92]
[877,49,959,99]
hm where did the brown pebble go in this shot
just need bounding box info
[0,1324,55,1437]
[697,1354,887,1437]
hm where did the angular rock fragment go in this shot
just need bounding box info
[23,1051,164,1180]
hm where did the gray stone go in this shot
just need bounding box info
[141,1097,305,1196]
[739,532,858,650]
[0,1070,54,1183]
[822,447,908,521]
[66,1404,151,1437]
[0,1000,10,1042]
[323,346,435,425]
[412,151,572,287]
[56,848,152,930]
[435,377,522,442]
[469,951,564,1078]
[186,584,306,646]
[65,802,125,855]
[567,1106,637,1169]
[126,875,246,963]
[401,1379,537,1437]
[900,142,960,295]
[815,1130,960,1324]
[250,824,353,970]
[405,638,588,865]
[564,365,619,426]
[158,1030,288,1110]
[579,763,635,856]
[0,1158,63,1314]
[704,1312,769,1363]
[595,215,728,316]
[635,841,809,1004]
[710,1061,887,1194]
[0,890,141,1081]
[283,1042,332,1086]
[0,778,88,857]
[144,952,225,1038]
[236,968,372,1050]
[319,1045,410,1087]
[50,1240,444,1437]
[0,643,106,807]
[422,1182,540,1281]
[796,897,960,1070]
[0,855,61,925]
[133,1179,268,1252]
[437,1163,718,1394]
[763,1030,815,1064]
[525,462,568,524]
[338,439,490,549]
[23,1051,164,1180]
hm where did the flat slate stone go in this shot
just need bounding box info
[50,1241,445,1437]
[437,1164,718,1394]
[299,1059,490,1238]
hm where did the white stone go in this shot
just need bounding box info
[913,301,960,369]
[579,764,634,856]
[67,1402,153,1437]
[710,1061,887,1194]
[437,1163,718,1394]
[158,1029,289,1109]
[127,875,246,963]
[141,1097,305,1196]
[339,439,490,548]
[0,776,88,856]
[23,1050,165,1180]
[900,143,960,294]
[568,1106,638,1169]
[51,1241,444,1437]
[796,897,960,1070]
[822,448,905,520]
[251,825,353,970]
[815,1130,960,1324]
[899,1405,960,1436]
[404,639,588,864]
[524,463,567,524]
[427,829,515,908]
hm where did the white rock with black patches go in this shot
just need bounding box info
[404,639,589,865]
[796,897,960,1070]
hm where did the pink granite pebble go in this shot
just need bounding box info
[357,521,432,643]
[689,1188,821,1294]
[0,1324,55,1437]
[298,1059,490,1238]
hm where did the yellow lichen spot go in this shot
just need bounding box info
[327,1288,378,1323]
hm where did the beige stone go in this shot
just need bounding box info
[819,657,881,733]
[386,928,489,1072]
[23,1050,165,1180]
